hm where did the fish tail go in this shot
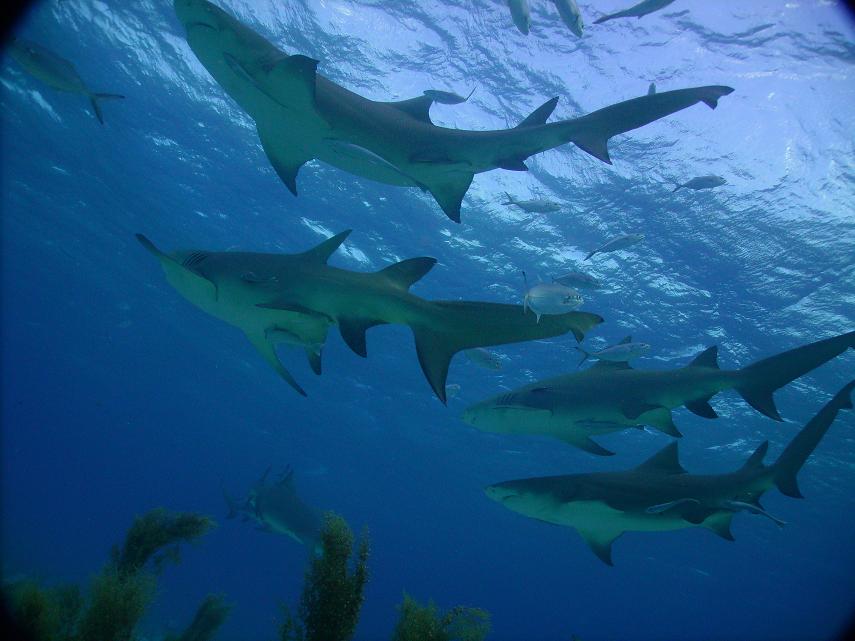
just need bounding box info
[556,85,734,165]
[89,92,124,124]
[735,331,855,421]
[413,301,603,403]
[773,380,854,498]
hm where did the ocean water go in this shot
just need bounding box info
[1,1,854,640]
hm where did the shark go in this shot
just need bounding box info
[225,466,322,554]
[137,230,603,403]
[486,379,855,565]
[7,38,124,124]
[593,0,678,25]
[462,330,855,455]
[172,0,734,223]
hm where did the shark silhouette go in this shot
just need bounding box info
[463,331,855,454]
[225,466,322,554]
[173,0,733,222]
[137,231,602,402]
[486,379,855,565]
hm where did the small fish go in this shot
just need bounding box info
[577,336,650,366]
[648,82,656,95]
[445,383,462,399]
[522,272,583,323]
[552,271,601,290]
[552,0,584,37]
[423,88,476,105]
[722,500,786,528]
[7,38,124,124]
[584,233,644,261]
[673,175,727,192]
[465,348,503,370]
[502,193,562,213]
[507,0,532,35]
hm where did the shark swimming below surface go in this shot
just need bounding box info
[137,230,603,403]
[7,38,124,124]
[463,331,855,455]
[225,466,322,554]
[594,0,678,25]
[486,379,855,565]
[173,0,733,223]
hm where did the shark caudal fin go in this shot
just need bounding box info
[559,86,734,165]
[89,93,124,124]
[735,331,855,421]
[413,303,603,402]
[773,380,855,498]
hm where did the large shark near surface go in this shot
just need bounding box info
[225,466,322,554]
[137,231,602,402]
[486,380,855,565]
[463,331,855,454]
[172,0,734,222]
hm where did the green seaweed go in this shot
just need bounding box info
[391,593,490,641]
[164,594,232,641]
[4,508,215,641]
[280,513,369,641]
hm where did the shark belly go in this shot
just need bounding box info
[558,501,693,535]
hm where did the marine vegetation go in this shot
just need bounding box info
[280,513,369,641]
[164,594,232,641]
[3,508,216,641]
[391,593,491,641]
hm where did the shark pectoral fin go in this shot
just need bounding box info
[338,317,385,357]
[257,125,312,196]
[384,95,435,124]
[621,399,660,420]
[306,347,322,375]
[245,331,307,396]
[646,409,682,438]
[645,498,700,514]
[136,234,218,301]
[559,433,614,456]
[423,172,475,223]
[515,97,559,128]
[379,257,437,290]
[701,511,735,541]
[577,528,622,566]
[685,397,718,419]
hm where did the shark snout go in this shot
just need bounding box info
[485,484,518,503]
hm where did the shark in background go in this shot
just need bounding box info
[463,331,855,455]
[173,0,734,223]
[486,380,855,565]
[6,38,124,124]
[225,466,322,554]
[137,230,603,403]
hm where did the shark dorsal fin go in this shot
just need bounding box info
[690,345,719,369]
[516,97,559,128]
[740,441,769,471]
[618,335,633,345]
[635,442,687,475]
[385,95,435,124]
[379,257,437,290]
[301,230,352,263]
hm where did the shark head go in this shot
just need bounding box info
[462,388,555,434]
[485,478,571,521]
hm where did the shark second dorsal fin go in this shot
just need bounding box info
[618,335,633,344]
[740,441,769,471]
[385,95,435,124]
[635,442,687,475]
[690,345,719,369]
[379,257,437,290]
[516,97,559,128]
[301,230,352,263]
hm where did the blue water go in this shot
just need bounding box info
[2,1,855,640]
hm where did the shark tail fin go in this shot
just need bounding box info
[736,331,855,421]
[560,85,734,165]
[89,92,124,124]
[413,302,603,402]
[773,380,855,498]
